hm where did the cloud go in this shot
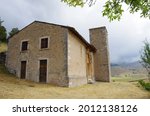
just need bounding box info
[0,0,150,63]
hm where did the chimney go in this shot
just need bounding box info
[89,27,111,82]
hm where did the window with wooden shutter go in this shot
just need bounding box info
[21,41,28,51]
[41,38,48,49]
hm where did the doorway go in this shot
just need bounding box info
[39,60,47,83]
[21,61,27,79]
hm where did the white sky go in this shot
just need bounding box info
[0,0,150,63]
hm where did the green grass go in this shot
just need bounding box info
[0,42,7,52]
[139,80,150,91]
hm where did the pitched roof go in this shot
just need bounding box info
[9,21,96,52]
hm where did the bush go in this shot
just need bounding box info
[139,80,145,86]
[138,80,150,91]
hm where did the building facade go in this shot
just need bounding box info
[6,21,110,87]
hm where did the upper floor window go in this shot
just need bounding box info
[21,41,28,51]
[40,37,49,49]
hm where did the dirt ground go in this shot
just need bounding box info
[0,66,149,99]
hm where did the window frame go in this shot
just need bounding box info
[39,36,50,50]
[21,40,29,52]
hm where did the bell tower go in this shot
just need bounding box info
[89,27,111,82]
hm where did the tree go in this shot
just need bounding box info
[9,28,19,38]
[0,18,4,26]
[61,0,150,21]
[141,40,150,81]
[0,18,7,43]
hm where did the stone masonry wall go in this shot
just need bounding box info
[6,22,69,87]
[89,27,111,82]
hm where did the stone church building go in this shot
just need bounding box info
[6,21,110,87]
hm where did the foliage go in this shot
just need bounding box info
[141,40,150,81]
[62,0,85,6]
[9,28,19,38]
[0,18,4,26]
[138,80,150,91]
[0,26,7,42]
[0,64,8,74]
[61,0,150,21]
[0,18,7,43]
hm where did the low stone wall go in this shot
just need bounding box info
[0,52,6,64]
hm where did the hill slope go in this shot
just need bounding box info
[0,43,7,53]
[111,62,147,78]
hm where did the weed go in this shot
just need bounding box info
[139,80,150,91]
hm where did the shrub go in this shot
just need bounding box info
[138,80,150,91]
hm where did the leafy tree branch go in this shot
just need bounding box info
[61,0,150,21]
[141,39,150,81]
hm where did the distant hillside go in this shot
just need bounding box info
[0,43,7,53]
[111,61,147,77]
[119,61,143,69]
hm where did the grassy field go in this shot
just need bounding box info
[0,64,149,99]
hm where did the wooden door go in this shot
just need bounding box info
[39,60,47,83]
[21,61,26,79]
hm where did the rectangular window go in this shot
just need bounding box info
[21,41,28,51]
[41,38,48,49]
